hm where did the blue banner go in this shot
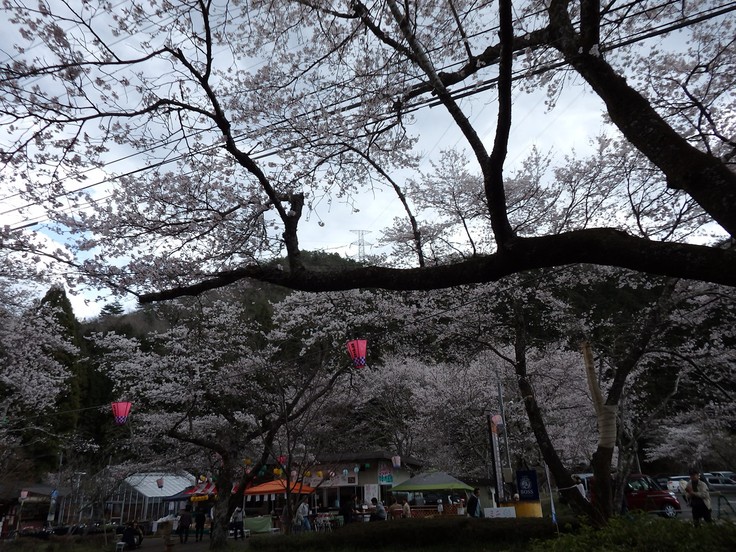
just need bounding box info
[516,470,540,501]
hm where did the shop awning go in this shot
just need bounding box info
[164,480,218,502]
[390,471,474,492]
[243,480,315,500]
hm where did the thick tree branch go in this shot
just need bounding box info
[547,1,736,236]
[138,231,736,302]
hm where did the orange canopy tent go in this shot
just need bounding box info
[244,480,316,499]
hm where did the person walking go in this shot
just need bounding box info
[295,497,312,531]
[193,507,206,542]
[230,506,245,539]
[467,488,483,518]
[685,469,712,526]
[178,505,193,544]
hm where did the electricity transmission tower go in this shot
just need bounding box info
[350,230,372,262]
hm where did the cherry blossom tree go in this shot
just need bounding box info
[91,294,355,546]
[297,266,734,521]
[0,283,78,477]
[0,1,734,305]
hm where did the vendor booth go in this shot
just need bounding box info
[390,471,474,517]
[243,479,316,532]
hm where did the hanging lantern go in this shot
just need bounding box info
[273,467,282,476]
[364,463,371,469]
[156,478,164,489]
[346,339,368,368]
[342,469,348,476]
[277,455,287,466]
[243,458,252,466]
[245,467,252,474]
[199,475,206,482]
[391,455,401,469]
[111,401,132,425]
[305,470,311,477]
[291,470,297,479]
[353,466,360,473]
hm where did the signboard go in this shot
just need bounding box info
[378,462,393,484]
[306,472,358,488]
[484,507,516,518]
[516,470,540,501]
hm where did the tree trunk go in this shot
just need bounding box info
[582,341,616,521]
[511,304,597,522]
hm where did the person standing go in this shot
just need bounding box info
[122,521,140,550]
[208,505,216,540]
[230,506,245,539]
[467,488,483,518]
[178,505,193,544]
[193,508,206,542]
[296,497,312,531]
[685,469,712,526]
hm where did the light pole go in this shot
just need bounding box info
[496,378,512,470]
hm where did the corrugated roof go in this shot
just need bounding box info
[124,472,195,498]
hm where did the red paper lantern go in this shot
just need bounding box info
[346,339,367,368]
[111,401,132,425]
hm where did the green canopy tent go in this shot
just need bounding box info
[391,471,474,492]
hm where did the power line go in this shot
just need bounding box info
[3,1,734,231]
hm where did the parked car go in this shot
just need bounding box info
[653,474,669,489]
[708,471,735,480]
[588,474,681,518]
[625,474,681,518]
[666,475,690,494]
[704,476,736,492]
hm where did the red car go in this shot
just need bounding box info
[587,473,682,518]
[624,474,681,518]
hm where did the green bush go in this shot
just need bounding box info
[249,517,575,552]
[527,516,736,552]
[0,535,112,552]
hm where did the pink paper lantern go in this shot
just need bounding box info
[346,339,368,368]
[111,401,132,425]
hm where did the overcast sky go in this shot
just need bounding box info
[0,3,618,320]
